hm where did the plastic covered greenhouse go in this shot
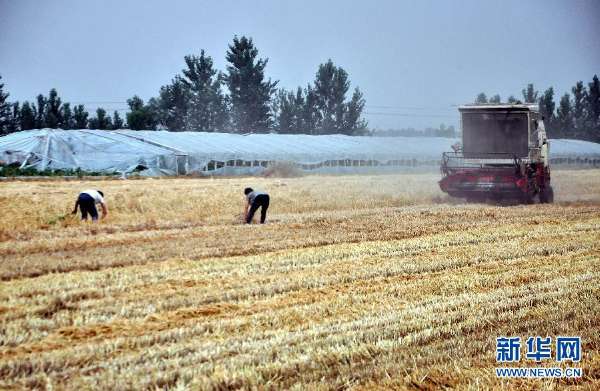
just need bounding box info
[1,129,600,176]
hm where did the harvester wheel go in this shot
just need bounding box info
[521,194,534,204]
[539,186,554,203]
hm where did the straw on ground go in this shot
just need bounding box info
[1,171,599,389]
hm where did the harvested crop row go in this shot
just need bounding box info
[1,171,599,389]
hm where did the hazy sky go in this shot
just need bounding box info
[0,0,598,129]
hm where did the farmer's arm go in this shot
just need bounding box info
[100,202,108,219]
[244,199,250,220]
[72,199,79,214]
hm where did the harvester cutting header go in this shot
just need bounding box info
[439,104,553,203]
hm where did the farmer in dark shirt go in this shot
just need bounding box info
[244,187,270,224]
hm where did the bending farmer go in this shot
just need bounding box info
[244,187,270,224]
[72,189,108,222]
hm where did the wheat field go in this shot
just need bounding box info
[0,171,599,390]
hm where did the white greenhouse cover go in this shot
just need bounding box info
[1,129,600,176]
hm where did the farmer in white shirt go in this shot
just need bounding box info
[72,189,108,222]
[244,187,270,224]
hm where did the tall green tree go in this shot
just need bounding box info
[522,83,538,103]
[275,61,366,135]
[20,101,36,130]
[313,59,350,133]
[507,95,519,104]
[60,103,74,129]
[44,88,62,128]
[301,86,319,134]
[344,87,368,134]
[181,51,228,131]
[112,111,124,129]
[34,94,46,128]
[126,95,157,130]
[224,36,278,133]
[5,102,20,133]
[146,98,160,130]
[273,89,293,134]
[475,93,488,104]
[274,87,305,134]
[539,87,556,137]
[586,74,600,140]
[155,80,188,131]
[556,93,574,138]
[126,96,145,130]
[571,81,587,135]
[88,108,112,130]
[489,94,501,104]
[0,75,10,134]
[73,104,89,129]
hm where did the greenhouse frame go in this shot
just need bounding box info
[1,129,600,176]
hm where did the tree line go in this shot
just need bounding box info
[0,36,367,136]
[474,75,600,142]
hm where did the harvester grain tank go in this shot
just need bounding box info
[439,104,553,203]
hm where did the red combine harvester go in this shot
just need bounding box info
[439,104,553,203]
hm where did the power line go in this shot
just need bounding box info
[364,112,456,118]
[365,105,456,111]
[70,101,128,104]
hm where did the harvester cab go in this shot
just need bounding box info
[439,104,553,203]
